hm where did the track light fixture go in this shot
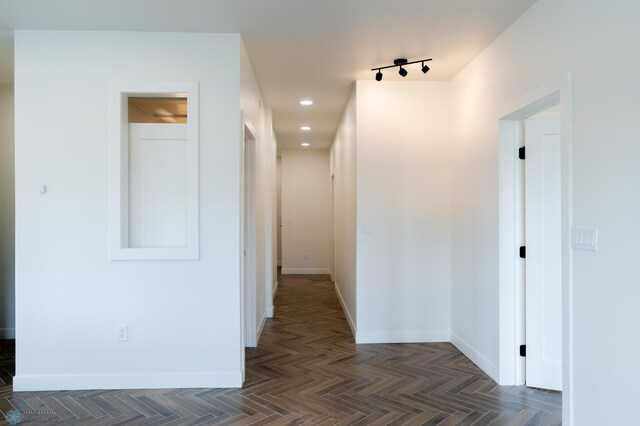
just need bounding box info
[371,57,432,81]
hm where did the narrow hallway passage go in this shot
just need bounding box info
[0,274,561,424]
[243,273,562,425]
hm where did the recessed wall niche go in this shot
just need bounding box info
[108,82,199,260]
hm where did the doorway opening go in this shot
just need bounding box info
[498,78,573,424]
[243,124,257,351]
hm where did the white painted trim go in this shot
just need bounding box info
[108,81,199,261]
[0,328,15,339]
[356,330,450,344]
[451,332,499,383]
[561,74,575,426]
[498,117,527,386]
[496,74,574,425]
[498,80,563,384]
[334,282,356,337]
[281,268,331,275]
[256,312,267,343]
[13,371,243,392]
[266,280,277,318]
[238,112,246,382]
[242,121,258,349]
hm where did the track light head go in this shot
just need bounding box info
[375,70,383,81]
[421,62,430,74]
[398,66,408,77]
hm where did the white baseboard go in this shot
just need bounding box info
[13,371,243,391]
[451,331,499,382]
[265,281,278,318]
[334,283,356,337]
[281,268,331,275]
[0,328,15,339]
[356,329,450,344]
[257,313,267,341]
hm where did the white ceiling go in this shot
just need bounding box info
[0,0,538,150]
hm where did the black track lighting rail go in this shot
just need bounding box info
[372,57,432,81]
[370,58,432,72]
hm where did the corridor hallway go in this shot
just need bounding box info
[243,274,561,425]
[0,274,561,424]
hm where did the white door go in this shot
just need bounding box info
[524,115,562,391]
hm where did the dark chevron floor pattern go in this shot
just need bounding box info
[0,273,561,425]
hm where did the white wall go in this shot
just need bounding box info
[355,81,452,344]
[450,0,640,424]
[330,87,358,333]
[14,31,245,390]
[0,85,14,339]
[240,40,277,341]
[280,149,331,275]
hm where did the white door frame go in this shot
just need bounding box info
[497,75,574,425]
[241,120,258,352]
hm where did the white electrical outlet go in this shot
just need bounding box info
[116,325,128,342]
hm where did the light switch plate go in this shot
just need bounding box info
[571,228,598,252]
[363,221,372,234]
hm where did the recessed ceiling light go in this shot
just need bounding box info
[300,126,311,131]
[299,99,313,106]
[301,142,310,147]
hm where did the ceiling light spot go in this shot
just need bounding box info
[299,99,313,106]
[300,126,311,131]
[301,142,310,147]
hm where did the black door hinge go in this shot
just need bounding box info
[520,345,526,357]
[519,147,526,160]
[519,246,526,259]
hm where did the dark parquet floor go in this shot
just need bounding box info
[0,273,561,425]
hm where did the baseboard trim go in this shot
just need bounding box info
[0,328,15,339]
[334,283,356,338]
[356,329,450,344]
[273,281,279,299]
[266,305,274,318]
[257,312,267,341]
[451,331,499,382]
[13,371,243,391]
[281,268,331,275]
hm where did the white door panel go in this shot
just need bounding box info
[525,116,562,391]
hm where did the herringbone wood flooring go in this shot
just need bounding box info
[0,274,561,424]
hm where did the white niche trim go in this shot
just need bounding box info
[108,81,199,260]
